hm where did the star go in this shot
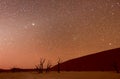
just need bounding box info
[116,2,120,6]
[101,38,105,42]
[72,36,77,41]
[90,8,95,11]
[108,43,112,46]
[24,26,28,29]
[111,5,114,8]
[32,23,35,26]
[111,12,115,15]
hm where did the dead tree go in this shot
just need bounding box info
[46,61,52,73]
[57,58,61,73]
[113,61,119,73]
[35,58,45,73]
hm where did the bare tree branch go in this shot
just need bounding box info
[57,57,61,73]
[46,61,52,73]
[35,58,45,73]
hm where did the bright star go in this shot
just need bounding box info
[109,43,112,46]
[32,23,35,26]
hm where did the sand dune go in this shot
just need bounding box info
[0,71,120,79]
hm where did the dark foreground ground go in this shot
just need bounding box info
[0,71,120,79]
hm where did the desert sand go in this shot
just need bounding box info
[0,71,120,79]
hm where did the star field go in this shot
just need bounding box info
[0,0,120,69]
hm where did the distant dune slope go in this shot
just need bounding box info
[52,48,120,71]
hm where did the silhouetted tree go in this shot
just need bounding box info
[57,58,61,73]
[10,67,21,72]
[112,61,119,73]
[35,58,45,73]
[46,61,52,73]
[35,65,39,72]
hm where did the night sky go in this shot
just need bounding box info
[0,0,120,69]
